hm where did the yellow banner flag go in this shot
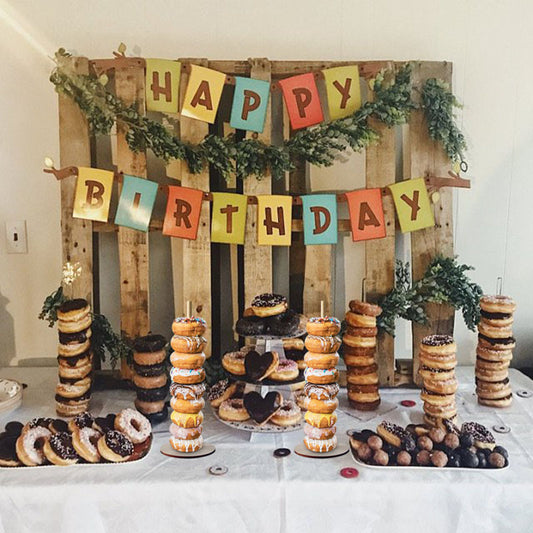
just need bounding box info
[181,64,226,124]
[322,66,361,120]
[211,192,248,244]
[73,167,114,222]
[145,59,181,114]
[257,195,292,246]
[389,178,435,233]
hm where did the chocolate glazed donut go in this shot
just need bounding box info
[236,316,266,337]
[266,310,299,337]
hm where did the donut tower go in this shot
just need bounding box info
[302,308,341,453]
[132,335,168,419]
[55,299,93,417]
[168,306,207,453]
[475,294,516,408]
[343,299,383,411]
[419,335,458,428]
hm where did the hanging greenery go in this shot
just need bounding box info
[49,49,466,180]
[378,256,483,336]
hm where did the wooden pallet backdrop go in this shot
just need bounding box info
[57,57,453,386]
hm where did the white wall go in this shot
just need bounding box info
[0,0,531,367]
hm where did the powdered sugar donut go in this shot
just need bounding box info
[71,426,102,463]
[480,295,516,314]
[16,426,52,466]
[169,423,202,440]
[269,359,299,382]
[114,408,151,444]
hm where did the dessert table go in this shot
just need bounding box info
[1,366,533,533]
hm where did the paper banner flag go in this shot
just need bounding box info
[73,167,114,222]
[181,65,226,124]
[345,188,386,242]
[301,194,338,245]
[389,178,435,233]
[162,185,204,239]
[114,175,158,232]
[211,192,248,244]
[278,73,324,130]
[145,59,181,114]
[322,66,361,120]
[230,76,271,133]
[257,195,292,246]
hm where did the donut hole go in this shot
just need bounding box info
[131,419,141,432]
[34,437,46,451]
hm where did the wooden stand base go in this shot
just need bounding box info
[160,442,216,459]
[294,443,349,459]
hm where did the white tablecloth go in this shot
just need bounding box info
[1,366,533,533]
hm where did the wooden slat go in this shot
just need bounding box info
[178,58,212,356]
[58,57,93,304]
[243,58,273,307]
[404,62,454,385]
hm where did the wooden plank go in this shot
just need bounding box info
[58,57,93,304]
[243,58,273,308]
[404,62,454,385]
[178,58,212,356]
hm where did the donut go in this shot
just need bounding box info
[170,351,205,369]
[133,348,167,367]
[134,398,166,415]
[347,384,381,410]
[304,352,339,369]
[303,382,339,400]
[294,390,309,410]
[133,334,167,353]
[376,421,409,448]
[207,380,243,407]
[420,335,456,355]
[93,414,116,434]
[476,378,512,399]
[170,382,206,401]
[349,300,382,317]
[71,427,102,462]
[235,316,266,337]
[170,335,206,354]
[97,430,133,462]
[423,413,458,429]
[346,364,379,385]
[342,334,377,349]
[306,397,338,414]
[251,293,288,317]
[270,401,302,426]
[344,353,375,367]
[478,395,513,408]
[58,328,92,345]
[114,408,151,444]
[15,426,52,466]
[304,422,336,440]
[57,298,90,321]
[345,311,376,328]
[418,365,455,382]
[43,432,79,466]
[49,419,69,434]
[423,376,458,395]
[423,401,457,419]
[55,377,91,399]
[136,384,168,402]
[55,399,90,417]
[306,316,341,336]
[283,338,304,351]
[0,435,21,467]
[218,399,250,422]
[170,396,205,414]
[419,351,457,370]
[285,349,306,370]
[170,366,205,384]
[420,388,455,406]
[478,334,516,351]
[475,365,510,383]
[304,367,339,384]
[133,361,167,377]
[349,398,381,411]
[133,373,168,389]
[57,314,92,334]
[479,309,514,327]
[170,435,204,452]
[304,435,337,453]
[476,357,510,373]
[461,421,496,450]
[57,339,91,357]
[172,316,207,336]
[266,310,300,336]
[67,412,95,433]
[304,410,337,428]
[170,410,204,428]
[345,325,378,338]
[58,354,93,380]
[169,423,202,441]
[478,322,513,339]
[480,295,516,314]
[304,335,341,354]
[221,351,246,375]
[476,345,513,362]
[269,359,299,382]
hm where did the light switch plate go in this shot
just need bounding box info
[5,220,28,254]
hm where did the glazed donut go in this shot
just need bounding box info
[476,345,513,362]
[114,408,151,444]
[170,382,206,401]
[423,376,458,395]
[420,388,455,406]
[420,335,456,355]
[480,294,516,314]
[349,300,382,317]
[306,397,338,414]
[294,390,310,410]
[133,348,167,367]
[57,339,91,357]
[134,398,166,415]
[461,421,496,450]
[269,359,299,382]
[133,373,168,390]
[283,338,304,351]
[57,299,90,322]
[345,311,376,328]
[475,365,510,383]
[376,421,409,448]
[306,316,341,336]
[304,367,339,384]
[304,422,336,440]
[235,316,266,337]
[476,357,510,373]
[419,351,457,370]
[218,399,250,422]
[169,423,202,441]
[56,377,91,399]
[478,322,513,339]
[423,401,457,419]
[251,293,288,317]
[346,371,379,386]
[71,427,102,462]
[43,432,79,466]
[221,351,246,375]
[170,351,205,369]
[170,396,205,414]
[172,316,207,336]
[342,334,377,349]
[57,314,92,334]
[97,430,133,462]
[270,401,302,426]
[304,352,339,369]
[55,399,90,417]
[344,353,375,367]
[478,334,516,351]
[170,335,206,354]
[418,365,455,382]
[266,310,300,337]
[345,326,378,338]
[304,335,341,354]
[170,366,205,384]
[304,410,337,428]
[68,412,95,433]
[16,426,52,466]
[133,361,167,377]
[476,379,512,399]
[58,328,92,345]
[58,355,93,380]
[478,395,513,408]
[207,380,243,408]
[170,410,204,428]
[170,435,204,452]
[479,309,514,327]
[304,435,337,453]
[303,382,339,400]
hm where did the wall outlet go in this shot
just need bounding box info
[5,221,28,254]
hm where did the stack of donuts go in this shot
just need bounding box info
[343,300,382,411]
[302,316,341,453]
[55,299,93,417]
[419,334,458,428]
[132,334,168,420]
[475,294,516,408]
[168,316,207,452]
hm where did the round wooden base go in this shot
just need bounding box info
[160,442,216,459]
[294,442,349,459]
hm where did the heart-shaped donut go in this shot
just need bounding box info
[244,350,279,382]
[243,391,282,425]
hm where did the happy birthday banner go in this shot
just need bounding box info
[70,167,437,245]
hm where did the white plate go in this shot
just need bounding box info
[213,408,303,433]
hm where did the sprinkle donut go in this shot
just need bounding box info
[420,335,456,355]
[251,293,288,317]
[304,367,339,385]
[269,359,299,382]
[172,316,207,336]
[221,351,246,375]
[114,408,151,444]
[97,430,133,462]
[270,400,301,426]
[218,399,250,422]
[306,316,341,336]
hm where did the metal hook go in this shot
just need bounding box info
[496,277,503,295]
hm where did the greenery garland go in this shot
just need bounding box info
[50,49,466,180]
[377,256,483,336]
